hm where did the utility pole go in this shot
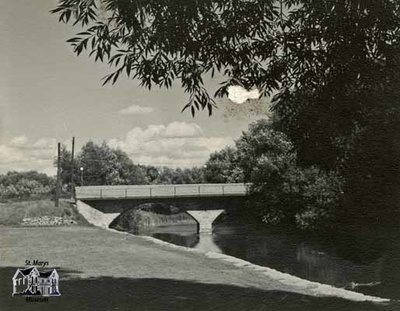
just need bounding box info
[55,142,61,207]
[70,136,75,200]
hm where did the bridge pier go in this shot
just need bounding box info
[186,210,224,234]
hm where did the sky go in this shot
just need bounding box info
[0,0,267,175]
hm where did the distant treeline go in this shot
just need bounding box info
[0,143,209,201]
[0,171,55,201]
[58,141,206,187]
[3,116,399,234]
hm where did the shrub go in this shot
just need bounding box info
[236,119,343,230]
[249,163,342,230]
[294,168,343,230]
[0,171,55,200]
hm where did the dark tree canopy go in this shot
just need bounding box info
[50,0,288,116]
[272,0,400,168]
[51,0,400,116]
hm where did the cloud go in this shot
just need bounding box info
[227,85,260,104]
[10,136,28,147]
[119,104,155,115]
[109,122,233,167]
[163,121,203,138]
[0,137,57,175]
[0,122,233,174]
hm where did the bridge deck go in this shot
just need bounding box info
[76,183,248,200]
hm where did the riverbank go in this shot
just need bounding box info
[0,199,87,226]
[0,226,396,311]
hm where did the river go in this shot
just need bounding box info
[137,222,400,301]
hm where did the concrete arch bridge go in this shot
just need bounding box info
[75,183,249,233]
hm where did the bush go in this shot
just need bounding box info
[236,119,343,230]
[0,200,89,226]
[0,171,55,200]
[249,162,342,230]
[294,168,343,230]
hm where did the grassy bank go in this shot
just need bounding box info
[2,226,261,282]
[0,199,88,226]
[0,227,396,311]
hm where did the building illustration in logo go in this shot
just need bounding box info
[12,267,60,296]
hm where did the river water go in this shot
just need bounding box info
[137,222,400,301]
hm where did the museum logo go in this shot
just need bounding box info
[12,266,61,297]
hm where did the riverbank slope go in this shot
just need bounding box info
[0,226,395,311]
[0,199,87,226]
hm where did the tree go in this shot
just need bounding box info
[0,171,54,187]
[77,141,148,185]
[50,0,286,116]
[203,146,243,183]
[235,119,342,229]
[0,171,55,200]
[182,167,205,184]
[59,141,207,186]
[338,118,400,228]
[51,1,400,117]
[151,166,205,184]
[235,119,299,223]
[112,149,148,184]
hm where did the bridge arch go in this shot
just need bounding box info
[75,183,248,233]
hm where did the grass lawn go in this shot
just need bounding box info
[1,226,283,283]
[0,226,398,311]
[0,199,88,225]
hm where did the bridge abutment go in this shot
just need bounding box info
[186,210,224,234]
[76,200,120,228]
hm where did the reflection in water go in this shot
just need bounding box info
[152,232,199,248]
[137,223,400,300]
[140,224,222,253]
[193,233,222,253]
[294,243,379,288]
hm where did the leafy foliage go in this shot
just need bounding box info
[58,141,206,186]
[51,0,286,115]
[234,119,342,229]
[152,166,205,184]
[0,200,87,226]
[267,1,400,228]
[339,118,400,227]
[203,146,243,183]
[271,1,400,167]
[57,145,74,191]
[294,168,343,230]
[76,141,149,185]
[51,1,400,122]
[0,171,55,200]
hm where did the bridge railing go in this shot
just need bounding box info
[75,183,249,200]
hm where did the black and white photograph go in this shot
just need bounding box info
[0,1,399,310]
